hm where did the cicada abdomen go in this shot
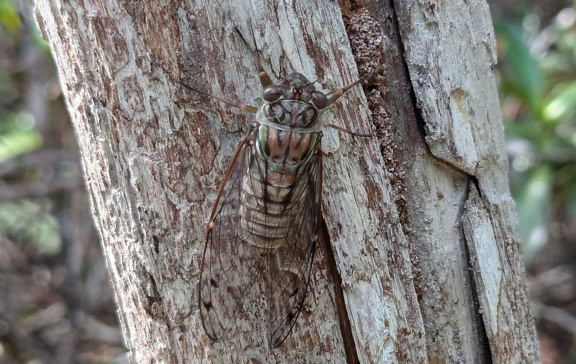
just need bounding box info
[195,71,369,347]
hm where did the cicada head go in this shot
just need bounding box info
[261,73,329,128]
[263,72,328,108]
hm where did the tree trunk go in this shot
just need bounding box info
[34,0,540,362]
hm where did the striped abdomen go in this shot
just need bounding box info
[240,126,318,249]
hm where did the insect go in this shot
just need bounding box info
[186,70,370,347]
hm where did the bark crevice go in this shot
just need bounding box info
[320,220,360,364]
[385,2,493,356]
[460,181,494,363]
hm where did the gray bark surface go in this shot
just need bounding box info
[34,0,539,362]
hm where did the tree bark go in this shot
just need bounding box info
[34,0,539,363]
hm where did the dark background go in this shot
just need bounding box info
[1,0,575,362]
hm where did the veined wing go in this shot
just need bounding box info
[266,147,323,347]
[198,131,323,347]
[198,133,264,342]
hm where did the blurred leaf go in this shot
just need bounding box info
[0,0,21,33]
[543,82,576,121]
[0,131,42,161]
[0,200,61,255]
[31,28,51,51]
[504,118,542,139]
[495,21,544,114]
[0,112,42,161]
[568,185,576,221]
[0,70,18,104]
[515,165,552,261]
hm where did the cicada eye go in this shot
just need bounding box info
[263,85,284,102]
[311,91,328,109]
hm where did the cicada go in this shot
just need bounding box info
[188,70,369,347]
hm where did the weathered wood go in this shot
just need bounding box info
[34,0,539,362]
[463,185,536,363]
[361,0,540,362]
[342,2,492,361]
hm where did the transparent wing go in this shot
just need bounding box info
[266,149,323,347]
[198,134,264,342]
[198,132,323,347]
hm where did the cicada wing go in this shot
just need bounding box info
[200,131,323,347]
[198,134,265,342]
[267,148,323,347]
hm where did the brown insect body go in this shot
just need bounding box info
[197,71,368,347]
[245,74,323,249]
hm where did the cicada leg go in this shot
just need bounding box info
[325,72,374,107]
[323,73,375,137]
[178,80,258,113]
[323,123,372,138]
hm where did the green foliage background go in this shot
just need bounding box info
[497,7,576,262]
[0,0,60,256]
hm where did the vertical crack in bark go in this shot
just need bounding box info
[343,0,495,359]
[380,16,495,356]
[339,0,419,239]
[320,220,359,364]
[384,0,430,153]
[460,181,493,363]
[470,175,483,198]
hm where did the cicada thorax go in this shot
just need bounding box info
[258,99,321,163]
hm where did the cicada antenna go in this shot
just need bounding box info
[303,79,318,88]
